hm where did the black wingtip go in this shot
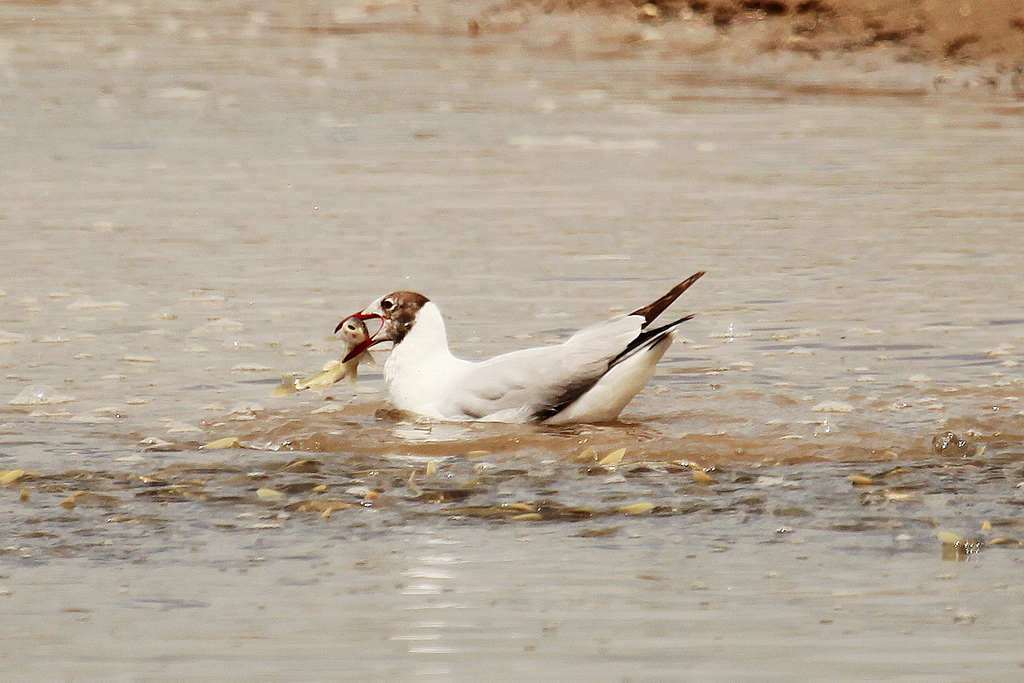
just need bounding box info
[630,271,705,326]
[609,312,696,368]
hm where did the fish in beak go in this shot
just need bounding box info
[337,312,380,363]
[336,291,431,362]
[273,316,376,397]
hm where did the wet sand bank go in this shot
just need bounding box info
[521,0,1024,65]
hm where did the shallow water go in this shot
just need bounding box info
[2,1,1024,680]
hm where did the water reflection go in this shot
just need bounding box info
[397,534,463,664]
[392,421,479,444]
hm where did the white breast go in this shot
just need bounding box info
[383,303,473,419]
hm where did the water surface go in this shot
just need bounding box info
[2,1,1024,680]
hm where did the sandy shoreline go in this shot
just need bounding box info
[444,0,1024,95]
[525,0,1024,63]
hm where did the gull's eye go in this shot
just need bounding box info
[381,298,394,312]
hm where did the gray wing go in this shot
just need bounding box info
[448,273,704,421]
[450,315,643,420]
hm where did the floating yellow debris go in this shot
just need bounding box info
[256,487,285,501]
[988,537,1021,547]
[60,490,122,510]
[937,530,965,545]
[938,530,983,549]
[407,471,421,496]
[445,505,523,519]
[848,474,877,486]
[616,502,655,515]
[285,499,354,515]
[576,446,597,462]
[692,469,715,486]
[311,484,327,493]
[200,436,240,450]
[0,469,24,486]
[598,448,627,467]
[425,460,438,476]
[442,503,594,520]
[345,485,373,497]
[938,529,984,560]
[280,458,320,473]
[981,520,992,532]
[466,450,490,457]
[881,488,921,503]
[511,512,543,522]
[119,355,156,363]
[19,487,30,502]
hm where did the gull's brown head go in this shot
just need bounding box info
[336,291,430,362]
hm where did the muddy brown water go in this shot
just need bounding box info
[2,2,1024,681]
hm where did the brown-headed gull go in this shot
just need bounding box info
[337,271,705,424]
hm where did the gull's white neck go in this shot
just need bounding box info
[383,302,470,417]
